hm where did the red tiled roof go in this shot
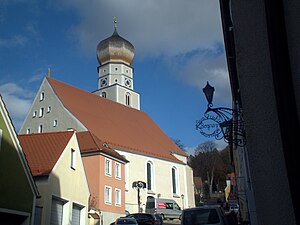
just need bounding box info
[47,77,186,163]
[18,131,74,177]
[76,131,128,163]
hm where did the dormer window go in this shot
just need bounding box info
[40,92,45,101]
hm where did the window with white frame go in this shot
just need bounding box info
[72,203,84,225]
[38,124,43,133]
[26,128,31,134]
[172,167,179,195]
[105,158,112,176]
[33,111,37,118]
[70,148,76,170]
[39,107,44,117]
[115,188,121,206]
[40,92,45,101]
[147,161,154,191]
[115,162,121,179]
[47,106,51,113]
[104,186,112,204]
[53,119,58,127]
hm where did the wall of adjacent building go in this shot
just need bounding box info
[35,135,89,225]
[0,101,35,224]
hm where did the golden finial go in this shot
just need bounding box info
[113,16,117,29]
[47,68,51,77]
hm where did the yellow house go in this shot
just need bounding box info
[0,95,39,225]
[19,131,90,225]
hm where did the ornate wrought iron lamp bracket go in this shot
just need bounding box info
[196,82,246,147]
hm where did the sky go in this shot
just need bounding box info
[0,0,232,155]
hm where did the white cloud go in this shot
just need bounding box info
[0,35,28,48]
[52,0,231,102]
[0,82,35,131]
[54,0,223,57]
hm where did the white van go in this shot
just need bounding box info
[145,197,182,220]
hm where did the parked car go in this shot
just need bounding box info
[111,217,138,225]
[145,197,181,220]
[126,213,158,225]
[180,205,229,225]
[153,213,163,225]
[229,204,239,214]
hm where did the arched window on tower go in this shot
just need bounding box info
[125,92,131,106]
[102,92,107,98]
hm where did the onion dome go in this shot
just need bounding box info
[97,18,134,66]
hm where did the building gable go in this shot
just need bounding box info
[0,95,38,213]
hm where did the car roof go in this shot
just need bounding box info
[183,205,221,212]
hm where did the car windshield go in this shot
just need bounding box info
[183,208,220,225]
[116,219,137,224]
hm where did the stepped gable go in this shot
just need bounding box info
[18,131,74,176]
[46,77,187,163]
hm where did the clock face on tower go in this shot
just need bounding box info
[100,78,108,87]
[125,78,132,88]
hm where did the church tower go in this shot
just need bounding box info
[94,18,140,110]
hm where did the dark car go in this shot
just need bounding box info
[126,213,158,225]
[153,213,163,225]
[111,217,138,225]
[180,205,229,225]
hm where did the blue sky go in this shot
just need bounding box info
[0,0,231,154]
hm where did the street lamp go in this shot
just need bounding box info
[181,194,185,209]
[196,82,246,147]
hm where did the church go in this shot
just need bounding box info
[20,20,195,218]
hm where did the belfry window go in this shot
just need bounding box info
[125,92,131,106]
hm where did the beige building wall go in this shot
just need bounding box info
[35,134,90,225]
[116,150,195,214]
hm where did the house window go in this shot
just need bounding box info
[40,92,45,101]
[104,186,112,204]
[102,92,106,98]
[72,203,83,225]
[71,148,76,170]
[38,124,43,133]
[34,206,42,225]
[47,106,51,113]
[53,119,58,127]
[26,128,31,134]
[147,161,154,191]
[115,188,121,206]
[172,167,178,194]
[115,163,121,179]
[125,92,131,106]
[33,111,37,118]
[39,107,44,117]
[105,158,112,176]
[50,197,66,225]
